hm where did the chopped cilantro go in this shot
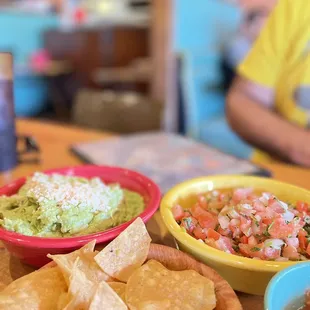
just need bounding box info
[232,245,239,252]
[267,221,274,233]
[250,247,261,252]
[182,217,193,230]
[250,215,259,227]
[215,224,220,232]
[304,225,310,235]
[263,230,271,237]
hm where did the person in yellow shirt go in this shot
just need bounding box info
[227,0,310,166]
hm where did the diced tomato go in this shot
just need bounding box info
[253,200,265,212]
[252,221,267,236]
[198,215,217,230]
[262,218,273,225]
[205,238,218,249]
[206,228,221,241]
[198,195,207,209]
[248,235,258,246]
[240,236,248,244]
[195,208,218,230]
[266,207,279,219]
[298,230,308,250]
[268,218,294,239]
[191,204,217,229]
[217,226,232,237]
[175,189,310,262]
[193,226,207,240]
[172,204,184,221]
[239,243,264,259]
[239,242,280,259]
[268,199,285,214]
[191,204,209,218]
[282,245,300,260]
[296,201,309,213]
[306,243,310,256]
[232,188,253,202]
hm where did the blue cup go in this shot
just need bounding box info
[265,262,310,310]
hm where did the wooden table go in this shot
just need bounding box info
[1,118,310,310]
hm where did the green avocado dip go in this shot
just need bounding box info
[0,173,145,237]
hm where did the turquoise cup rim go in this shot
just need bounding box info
[264,262,310,310]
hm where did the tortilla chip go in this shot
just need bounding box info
[108,282,126,303]
[95,217,151,282]
[89,281,127,310]
[48,240,112,285]
[0,267,67,310]
[63,259,97,310]
[57,293,71,310]
[126,260,216,310]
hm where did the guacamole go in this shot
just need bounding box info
[0,173,145,237]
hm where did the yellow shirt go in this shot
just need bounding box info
[237,0,310,162]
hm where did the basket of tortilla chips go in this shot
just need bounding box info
[0,218,242,310]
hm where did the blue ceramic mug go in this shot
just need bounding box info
[265,262,310,310]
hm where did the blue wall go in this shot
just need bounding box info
[0,11,59,116]
[173,1,254,159]
[173,0,242,129]
[0,11,59,65]
[173,0,241,52]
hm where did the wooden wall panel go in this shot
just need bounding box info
[151,0,178,132]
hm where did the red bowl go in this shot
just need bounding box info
[0,165,161,267]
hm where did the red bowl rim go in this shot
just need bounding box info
[0,165,161,248]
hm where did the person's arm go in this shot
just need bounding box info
[227,77,310,166]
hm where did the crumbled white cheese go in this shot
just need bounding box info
[25,172,122,213]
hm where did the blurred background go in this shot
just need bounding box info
[0,0,277,159]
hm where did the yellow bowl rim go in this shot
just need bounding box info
[160,175,310,273]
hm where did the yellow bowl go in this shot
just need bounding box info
[160,175,310,295]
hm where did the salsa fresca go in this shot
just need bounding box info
[172,188,310,261]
